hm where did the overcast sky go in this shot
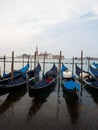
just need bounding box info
[0,0,98,58]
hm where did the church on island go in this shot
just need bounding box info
[18,46,65,59]
[33,46,65,59]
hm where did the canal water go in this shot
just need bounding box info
[0,58,98,130]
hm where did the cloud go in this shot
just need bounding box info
[0,0,98,57]
[0,0,98,25]
[92,3,98,15]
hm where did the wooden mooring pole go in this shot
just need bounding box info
[28,55,30,64]
[0,65,1,77]
[11,51,14,80]
[88,57,90,72]
[72,57,74,76]
[43,53,46,77]
[80,50,83,95]
[58,51,62,92]
[22,55,24,67]
[34,51,36,70]
[3,55,6,76]
[30,56,33,70]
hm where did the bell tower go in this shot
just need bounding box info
[36,46,38,56]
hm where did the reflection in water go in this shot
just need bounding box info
[85,85,98,105]
[0,86,27,114]
[63,91,80,123]
[0,89,10,96]
[28,86,55,116]
[56,86,61,120]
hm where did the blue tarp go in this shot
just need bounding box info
[90,65,98,77]
[61,64,68,71]
[64,80,80,91]
[3,63,29,78]
[93,62,98,69]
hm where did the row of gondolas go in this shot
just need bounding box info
[61,62,98,100]
[0,62,98,100]
[0,62,57,96]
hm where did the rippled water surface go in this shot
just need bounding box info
[0,58,98,130]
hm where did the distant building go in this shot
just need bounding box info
[52,55,64,59]
[32,47,64,59]
[36,52,52,59]
[34,47,65,59]
[17,46,65,59]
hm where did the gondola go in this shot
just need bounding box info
[0,63,41,91]
[89,65,98,79]
[28,63,57,95]
[0,63,29,83]
[75,64,98,90]
[61,63,80,99]
[93,62,98,69]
